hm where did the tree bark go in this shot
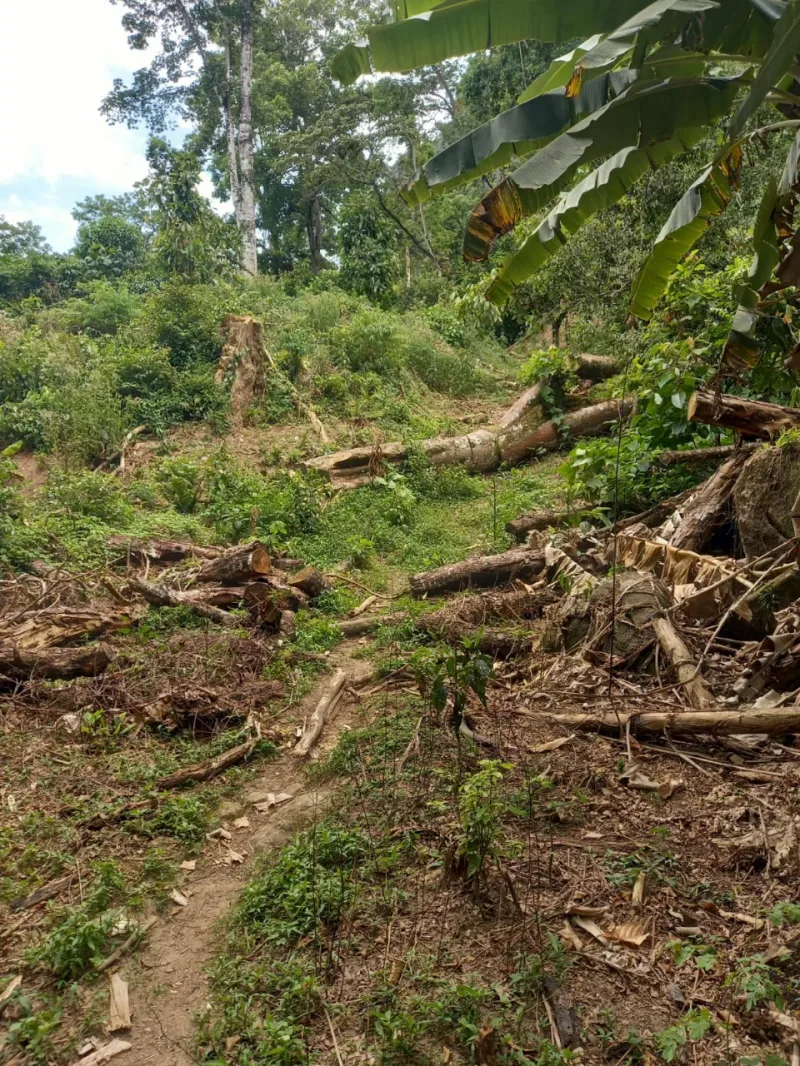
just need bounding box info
[9,607,142,652]
[287,565,329,599]
[132,578,240,626]
[295,669,347,756]
[410,548,545,598]
[506,508,587,542]
[224,31,243,224]
[306,193,323,274]
[107,536,220,566]
[536,708,800,736]
[237,0,258,276]
[651,616,713,708]
[0,643,114,681]
[669,451,749,552]
[336,612,408,637]
[659,443,760,466]
[571,354,618,381]
[688,389,800,438]
[195,541,271,584]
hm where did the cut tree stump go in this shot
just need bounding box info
[669,451,749,552]
[295,669,347,756]
[410,548,545,598]
[131,578,239,626]
[688,389,800,438]
[506,508,587,542]
[536,708,800,735]
[0,643,114,681]
[570,353,619,381]
[195,541,271,585]
[733,443,800,556]
[287,565,329,599]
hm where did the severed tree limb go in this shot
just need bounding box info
[156,736,258,789]
[96,916,158,973]
[410,548,545,598]
[131,578,240,627]
[688,389,800,438]
[195,541,271,584]
[670,451,750,552]
[658,442,760,466]
[337,612,408,637]
[0,643,114,681]
[535,709,800,735]
[295,669,347,756]
[506,508,589,542]
[651,616,713,709]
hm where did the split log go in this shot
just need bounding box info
[155,736,258,789]
[287,565,329,599]
[537,708,800,735]
[195,541,271,585]
[295,669,347,756]
[506,508,588,541]
[688,388,800,438]
[131,578,239,627]
[651,616,712,708]
[0,643,114,681]
[8,607,142,653]
[410,548,545,598]
[304,393,633,484]
[670,451,750,552]
[107,536,220,565]
[658,443,759,466]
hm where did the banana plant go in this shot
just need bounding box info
[334,0,800,335]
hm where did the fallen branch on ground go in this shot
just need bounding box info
[156,736,259,788]
[0,642,114,681]
[410,548,545,598]
[536,708,800,735]
[651,616,713,708]
[131,577,240,626]
[295,669,347,756]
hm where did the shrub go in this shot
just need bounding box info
[55,281,141,335]
[44,471,133,524]
[330,309,401,375]
[138,279,229,368]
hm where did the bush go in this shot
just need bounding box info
[138,279,230,367]
[54,281,141,335]
[330,309,401,375]
[44,470,133,523]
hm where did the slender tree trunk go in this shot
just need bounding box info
[306,194,323,274]
[224,32,243,225]
[237,0,258,276]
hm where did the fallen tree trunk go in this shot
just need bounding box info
[304,392,633,484]
[180,585,247,608]
[418,586,558,628]
[658,443,760,466]
[9,607,142,652]
[0,643,114,681]
[506,508,588,542]
[417,618,530,657]
[651,616,712,708]
[107,537,220,566]
[617,486,697,531]
[410,548,545,598]
[131,578,239,627]
[295,669,347,756]
[336,611,408,637]
[670,451,750,552]
[536,709,800,735]
[571,353,619,381]
[155,736,258,789]
[195,541,271,585]
[688,389,800,438]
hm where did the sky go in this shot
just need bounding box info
[0,0,214,252]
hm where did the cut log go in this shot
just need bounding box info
[570,353,619,381]
[688,389,800,438]
[720,565,800,642]
[658,443,759,466]
[651,616,712,708]
[195,541,271,585]
[418,587,559,628]
[303,392,633,484]
[337,611,408,637]
[295,669,347,756]
[131,578,239,627]
[669,451,749,552]
[287,565,329,599]
[107,536,220,565]
[506,508,588,541]
[536,708,800,736]
[180,585,247,608]
[155,736,258,789]
[0,643,114,681]
[7,607,143,653]
[410,549,545,598]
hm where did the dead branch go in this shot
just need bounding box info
[295,669,347,756]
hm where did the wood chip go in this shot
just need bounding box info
[69,1039,131,1066]
[233,816,250,829]
[108,974,131,1032]
[170,888,189,907]
[206,827,232,841]
[631,871,646,909]
[179,860,196,872]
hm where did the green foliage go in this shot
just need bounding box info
[457,759,513,879]
[770,901,800,927]
[2,997,62,1066]
[726,955,784,1011]
[655,1009,712,1063]
[235,825,371,946]
[339,191,399,304]
[134,793,212,847]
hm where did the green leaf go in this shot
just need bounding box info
[518,0,720,104]
[730,0,800,136]
[467,74,740,268]
[628,150,740,319]
[404,70,637,207]
[331,0,649,84]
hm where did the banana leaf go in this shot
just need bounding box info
[628,152,740,319]
[485,126,710,304]
[464,75,740,263]
[517,36,605,103]
[518,0,718,104]
[330,0,648,84]
[729,0,800,136]
[404,70,637,207]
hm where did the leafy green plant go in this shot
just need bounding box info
[726,955,785,1011]
[457,759,512,879]
[655,1009,712,1063]
[373,471,417,527]
[669,940,718,972]
[2,997,62,1066]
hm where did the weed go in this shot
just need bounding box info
[291,611,342,652]
[726,955,784,1010]
[130,792,211,847]
[509,935,571,997]
[670,940,718,971]
[770,901,800,927]
[457,760,513,879]
[654,1008,711,1062]
[2,996,62,1066]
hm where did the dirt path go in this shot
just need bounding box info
[120,643,373,1066]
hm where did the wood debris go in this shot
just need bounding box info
[108,974,131,1032]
